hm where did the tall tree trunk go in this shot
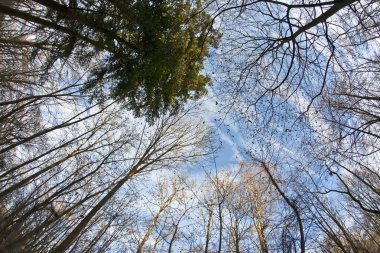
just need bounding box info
[137,193,176,253]
[234,225,240,253]
[261,163,305,253]
[252,212,269,253]
[136,210,164,253]
[204,205,214,253]
[51,166,140,253]
[217,201,223,253]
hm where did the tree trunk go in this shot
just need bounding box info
[217,201,223,253]
[204,205,213,253]
[261,163,305,253]
[51,167,139,253]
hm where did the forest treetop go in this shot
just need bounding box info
[0,0,219,122]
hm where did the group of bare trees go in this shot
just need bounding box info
[209,0,380,252]
[0,69,212,252]
[0,2,214,252]
[1,0,380,252]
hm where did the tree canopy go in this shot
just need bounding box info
[0,0,218,121]
[1,0,380,252]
